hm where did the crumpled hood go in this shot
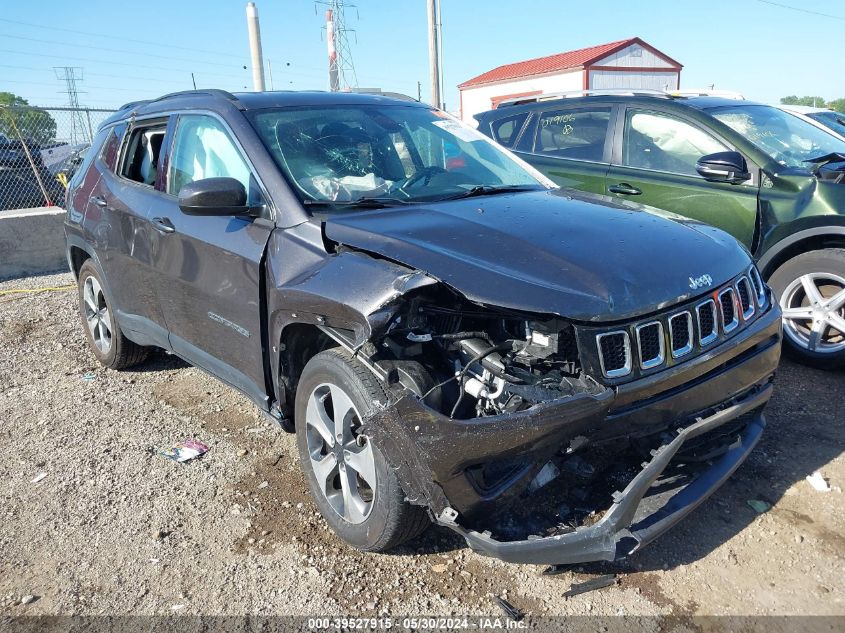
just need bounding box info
[324,189,752,322]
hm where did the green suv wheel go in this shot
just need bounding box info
[769,249,845,369]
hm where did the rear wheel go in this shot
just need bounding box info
[294,348,429,551]
[77,260,148,369]
[768,248,845,368]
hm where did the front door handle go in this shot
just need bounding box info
[90,195,108,208]
[608,183,642,196]
[151,216,176,234]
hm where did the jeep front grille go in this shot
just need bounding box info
[749,266,768,308]
[636,321,664,369]
[697,300,717,345]
[736,276,755,320]
[669,312,693,358]
[719,288,739,333]
[593,267,769,380]
[597,331,631,378]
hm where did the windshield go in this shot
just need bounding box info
[808,111,845,139]
[247,104,550,206]
[711,104,845,168]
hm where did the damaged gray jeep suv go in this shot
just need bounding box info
[65,90,782,565]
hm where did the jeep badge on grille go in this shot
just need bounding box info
[688,274,713,290]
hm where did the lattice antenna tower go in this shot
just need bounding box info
[54,66,89,143]
[317,1,359,91]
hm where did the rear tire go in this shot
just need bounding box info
[294,347,429,551]
[77,260,148,370]
[768,248,845,369]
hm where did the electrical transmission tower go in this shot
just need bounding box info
[54,66,89,143]
[318,1,358,91]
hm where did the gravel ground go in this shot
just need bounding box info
[1,272,843,620]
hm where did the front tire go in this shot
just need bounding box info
[294,348,429,551]
[77,260,148,369]
[768,248,845,368]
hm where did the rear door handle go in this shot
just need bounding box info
[151,216,176,234]
[90,195,108,208]
[608,183,642,196]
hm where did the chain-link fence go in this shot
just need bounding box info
[0,105,116,211]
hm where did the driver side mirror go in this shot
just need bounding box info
[696,151,751,184]
[178,177,254,216]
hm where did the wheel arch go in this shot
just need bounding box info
[275,322,341,425]
[758,226,845,278]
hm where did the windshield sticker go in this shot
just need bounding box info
[432,119,481,143]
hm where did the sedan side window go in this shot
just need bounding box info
[624,110,728,176]
[535,108,611,162]
[167,114,261,204]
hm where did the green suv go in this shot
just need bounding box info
[477,93,845,367]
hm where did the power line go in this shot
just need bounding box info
[0,48,253,83]
[753,0,845,20]
[0,17,252,61]
[0,32,248,69]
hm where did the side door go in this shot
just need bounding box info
[83,118,171,348]
[606,107,760,248]
[150,112,274,407]
[512,105,615,196]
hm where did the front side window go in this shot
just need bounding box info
[167,114,258,202]
[712,105,845,168]
[120,122,167,186]
[247,105,550,207]
[535,107,611,162]
[624,110,728,176]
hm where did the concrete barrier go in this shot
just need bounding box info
[0,207,68,280]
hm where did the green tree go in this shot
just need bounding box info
[827,98,845,113]
[0,91,58,145]
[780,95,828,108]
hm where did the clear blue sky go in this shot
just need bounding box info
[2,0,844,111]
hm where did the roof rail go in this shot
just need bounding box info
[116,90,241,113]
[668,89,745,100]
[150,89,240,104]
[497,89,672,108]
[115,99,152,111]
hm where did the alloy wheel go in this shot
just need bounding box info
[83,276,112,354]
[780,272,845,354]
[304,382,376,524]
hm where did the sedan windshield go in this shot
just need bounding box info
[711,104,845,168]
[247,104,550,206]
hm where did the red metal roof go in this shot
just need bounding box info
[458,38,681,89]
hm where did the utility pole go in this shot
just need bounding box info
[318,1,358,92]
[326,9,340,92]
[246,2,266,92]
[426,0,441,109]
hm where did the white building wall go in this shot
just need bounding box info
[459,69,582,122]
[589,70,679,91]
[594,43,674,68]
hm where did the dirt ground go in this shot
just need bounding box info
[1,272,843,621]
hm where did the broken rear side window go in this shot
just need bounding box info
[119,122,167,187]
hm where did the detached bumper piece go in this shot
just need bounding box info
[439,384,772,565]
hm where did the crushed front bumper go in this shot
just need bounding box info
[440,384,770,565]
[365,302,781,565]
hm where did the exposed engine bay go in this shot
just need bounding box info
[378,290,594,420]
